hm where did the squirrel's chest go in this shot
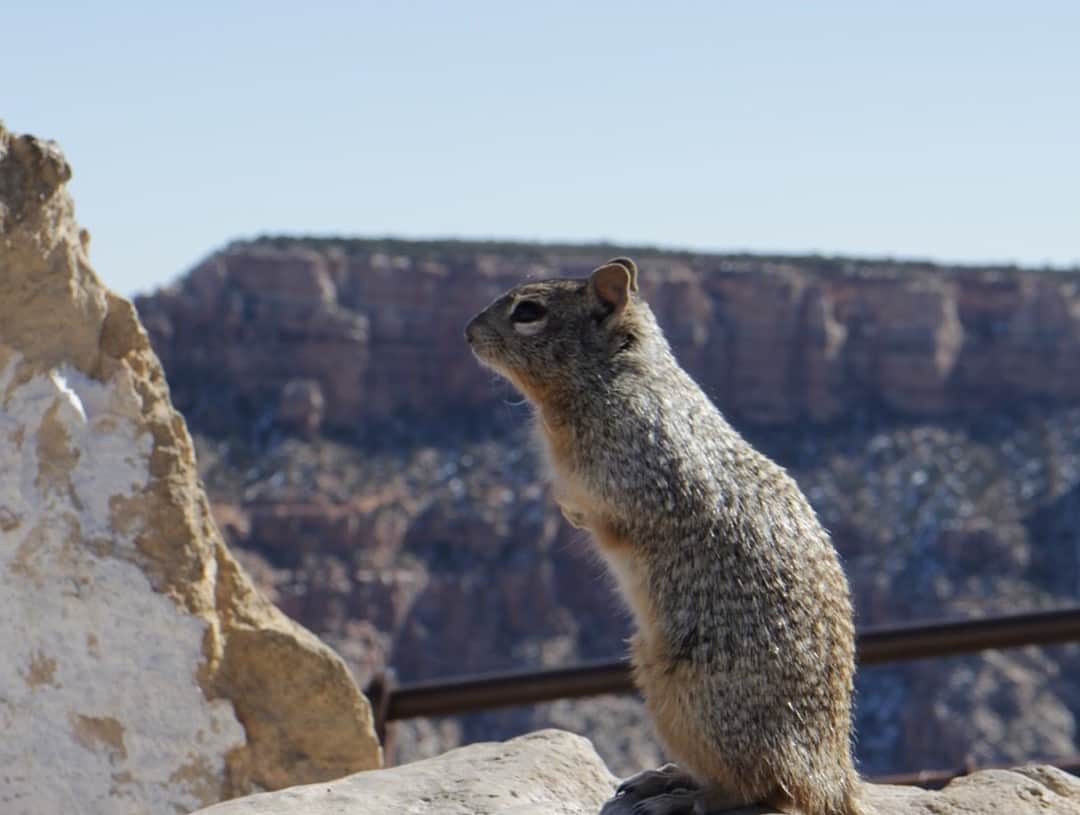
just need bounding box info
[594,531,658,633]
[533,420,659,632]
[534,419,591,517]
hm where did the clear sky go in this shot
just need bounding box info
[4,1,1078,296]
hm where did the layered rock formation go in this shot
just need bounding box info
[134,236,1080,778]
[0,127,380,815]
[136,239,1080,436]
[189,420,1080,777]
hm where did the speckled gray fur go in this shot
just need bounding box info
[466,260,862,815]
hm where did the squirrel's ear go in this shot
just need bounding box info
[590,262,635,315]
[604,257,639,293]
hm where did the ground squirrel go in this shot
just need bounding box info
[465,259,861,815]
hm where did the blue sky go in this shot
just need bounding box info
[4,1,1078,296]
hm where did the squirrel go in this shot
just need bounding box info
[465,258,862,815]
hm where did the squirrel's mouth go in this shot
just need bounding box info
[467,339,503,373]
[464,316,504,369]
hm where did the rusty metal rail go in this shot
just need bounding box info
[873,756,1080,789]
[368,606,1080,731]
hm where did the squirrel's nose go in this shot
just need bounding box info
[464,316,480,343]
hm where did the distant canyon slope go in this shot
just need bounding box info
[138,239,1080,436]
[136,239,1080,776]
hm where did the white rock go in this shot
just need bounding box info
[1,356,247,815]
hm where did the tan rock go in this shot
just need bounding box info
[861,765,1080,814]
[0,125,381,815]
[189,728,1080,815]
[191,729,617,815]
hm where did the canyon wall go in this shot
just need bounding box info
[135,238,1080,778]
[136,240,1080,437]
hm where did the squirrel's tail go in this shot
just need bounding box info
[795,769,865,815]
[843,793,866,815]
[835,779,867,815]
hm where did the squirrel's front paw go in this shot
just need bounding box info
[600,789,705,815]
[600,764,702,815]
[616,763,698,798]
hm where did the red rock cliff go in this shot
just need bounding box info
[136,240,1080,435]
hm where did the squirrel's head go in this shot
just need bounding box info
[465,257,647,404]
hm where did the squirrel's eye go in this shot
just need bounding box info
[510,300,547,324]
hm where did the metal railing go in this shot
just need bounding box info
[365,606,1080,781]
[874,756,1080,789]
[368,606,1080,724]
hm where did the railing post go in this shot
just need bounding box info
[365,669,397,754]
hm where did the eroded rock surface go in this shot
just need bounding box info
[189,729,1080,815]
[862,765,1080,814]
[0,126,381,815]
[192,729,617,815]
